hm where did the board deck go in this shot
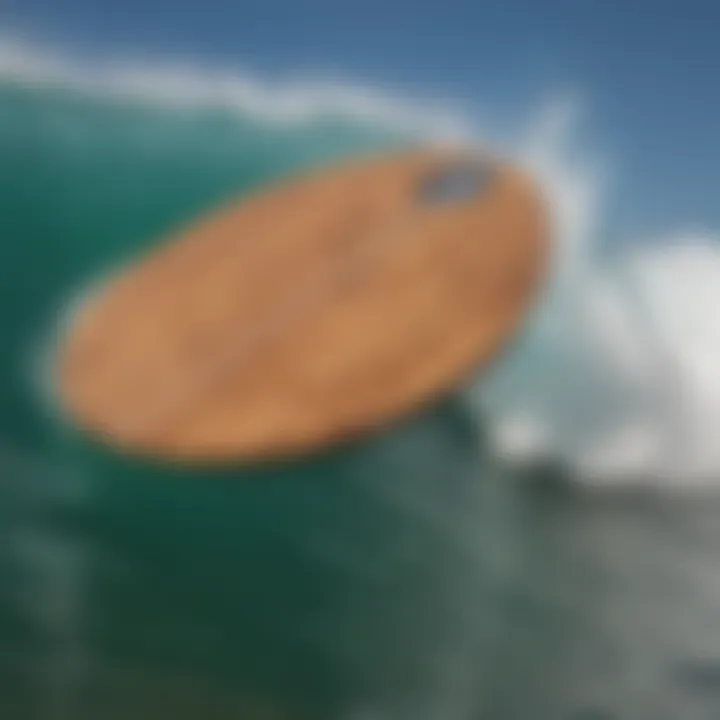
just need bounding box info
[57,149,549,463]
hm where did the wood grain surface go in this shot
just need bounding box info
[57,149,549,463]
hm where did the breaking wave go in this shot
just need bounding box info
[2,34,719,486]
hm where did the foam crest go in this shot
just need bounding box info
[0,35,473,141]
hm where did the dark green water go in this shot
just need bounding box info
[3,79,720,720]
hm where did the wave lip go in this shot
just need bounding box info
[0,34,474,142]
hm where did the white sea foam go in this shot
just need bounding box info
[476,105,720,486]
[4,34,720,486]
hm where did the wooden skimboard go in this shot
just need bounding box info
[56,149,549,464]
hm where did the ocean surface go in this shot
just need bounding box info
[3,37,720,719]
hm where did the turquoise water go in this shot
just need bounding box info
[4,74,720,720]
[0,78,518,719]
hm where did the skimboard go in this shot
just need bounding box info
[56,149,549,463]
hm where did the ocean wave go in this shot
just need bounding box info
[4,35,720,487]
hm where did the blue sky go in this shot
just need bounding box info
[3,0,720,239]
